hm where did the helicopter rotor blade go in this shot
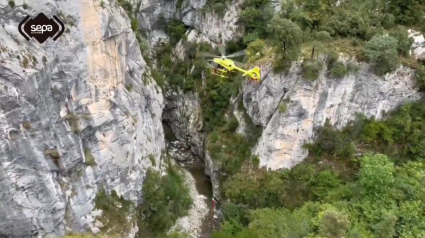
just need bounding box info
[197,52,220,58]
[233,60,245,68]
[226,50,246,58]
[205,63,215,69]
[218,44,226,57]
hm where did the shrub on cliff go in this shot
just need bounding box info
[363,35,400,75]
[301,60,323,81]
[415,64,425,92]
[138,166,192,233]
[330,61,348,78]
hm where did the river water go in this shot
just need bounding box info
[188,168,216,238]
[188,168,213,208]
[162,122,216,237]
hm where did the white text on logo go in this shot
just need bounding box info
[31,25,53,34]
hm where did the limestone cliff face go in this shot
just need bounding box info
[163,90,205,161]
[244,31,424,170]
[244,61,423,170]
[134,0,242,43]
[0,0,164,236]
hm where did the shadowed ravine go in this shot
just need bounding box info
[162,122,216,237]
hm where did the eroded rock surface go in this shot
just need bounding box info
[246,61,422,170]
[0,0,164,236]
[163,90,204,160]
[131,0,242,43]
[409,29,425,59]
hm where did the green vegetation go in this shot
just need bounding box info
[364,35,400,75]
[239,0,273,45]
[84,148,97,166]
[22,2,28,9]
[64,113,81,134]
[22,57,29,68]
[125,83,133,91]
[208,117,253,176]
[267,16,303,63]
[278,102,287,113]
[210,98,425,237]
[301,60,322,81]
[8,0,15,7]
[316,31,332,42]
[148,154,156,166]
[202,0,229,16]
[235,0,423,82]
[31,55,37,65]
[306,100,425,164]
[94,189,137,235]
[165,19,188,45]
[45,149,60,159]
[92,159,191,238]
[415,64,425,92]
[330,61,348,78]
[347,62,360,74]
[117,0,133,14]
[137,164,192,236]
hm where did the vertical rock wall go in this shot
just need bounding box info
[0,0,164,236]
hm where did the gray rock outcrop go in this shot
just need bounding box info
[409,29,425,59]
[163,90,204,160]
[245,61,422,170]
[133,0,242,43]
[0,0,164,236]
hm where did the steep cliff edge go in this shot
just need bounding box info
[244,61,423,170]
[0,0,164,236]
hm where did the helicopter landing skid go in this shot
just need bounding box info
[210,69,229,78]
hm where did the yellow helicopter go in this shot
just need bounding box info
[197,45,262,82]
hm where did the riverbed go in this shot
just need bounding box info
[188,168,217,238]
[162,122,217,237]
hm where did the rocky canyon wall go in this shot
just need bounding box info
[0,0,164,236]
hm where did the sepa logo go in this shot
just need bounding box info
[19,13,65,44]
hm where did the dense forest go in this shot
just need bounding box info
[112,0,425,237]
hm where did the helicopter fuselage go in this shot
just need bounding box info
[210,58,236,71]
[208,58,261,81]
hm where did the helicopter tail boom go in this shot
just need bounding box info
[239,67,261,80]
[247,67,261,76]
